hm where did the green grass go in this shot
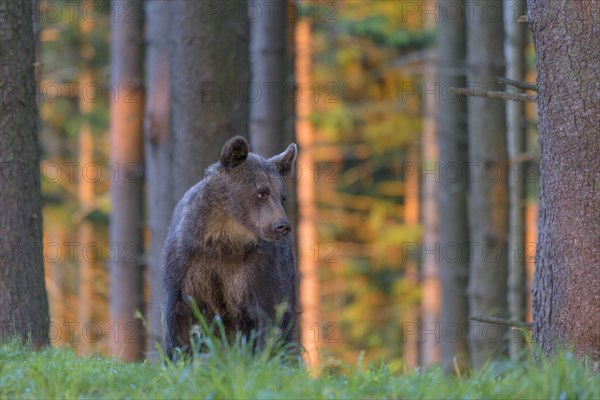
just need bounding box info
[1,338,598,399]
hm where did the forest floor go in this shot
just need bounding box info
[1,338,598,399]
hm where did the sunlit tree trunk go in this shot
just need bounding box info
[504,0,527,359]
[437,0,469,371]
[77,3,96,354]
[466,0,509,368]
[109,0,145,361]
[144,0,171,356]
[403,145,419,369]
[420,59,440,366]
[0,0,50,348]
[296,17,319,371]
[528,0,600,366]
[77,115,95,354]
[525,202,536,325]
[169,0,250,200]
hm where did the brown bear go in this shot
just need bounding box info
[163,136,298,359]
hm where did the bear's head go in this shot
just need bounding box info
[218,136,297,243]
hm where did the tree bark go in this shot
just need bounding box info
[109,0,145,361]
[436,0,470,371]
[503,0,527,359]
[249,0,286,157]
[528,0,600,366]
[0,0,50,348]
[466,0,509,368]
[144,0,171,357]
[169,0,250,200]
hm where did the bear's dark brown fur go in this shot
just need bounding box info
[163,136,298,358]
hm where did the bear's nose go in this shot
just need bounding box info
[273,220,291,236]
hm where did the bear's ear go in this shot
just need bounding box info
[270,143,297,176]
[221,136,249,171]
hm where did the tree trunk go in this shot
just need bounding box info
[525,202,537,325]
[436,0,470,371]
[76,1,97,354]
[296,17,319,371]
[77,109,95,354]
[109,0,145,361]
[169,0,250,200]
[144,0,171,357]
[249,0,297,233]
[283,0,298,231]
[0,0,50,348]
[466,0,509,368]
[249,0,286,157]
[503,0,527,359]
[420,58,440,366]
[403,146,420,369]
[528,0,600,366]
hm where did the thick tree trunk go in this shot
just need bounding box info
[503,0,527,359]
[169,0,250,200]
[0,0,50,348]
[528,0,600,366]
[436,0,470,370]
[109,0,145,361]
[249,0,286,157]
[144,0,171,356]
[466,0,509,368]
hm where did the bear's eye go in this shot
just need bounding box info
[281,195,287,203]
[257,188,270,199]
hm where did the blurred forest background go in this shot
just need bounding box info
[19,0,544,368]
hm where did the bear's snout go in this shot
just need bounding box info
[272,220,292,238]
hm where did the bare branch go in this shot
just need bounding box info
[469,315,532,329]
[512,151,538,164]
[450,87,537,103]
[496,76,538,92]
